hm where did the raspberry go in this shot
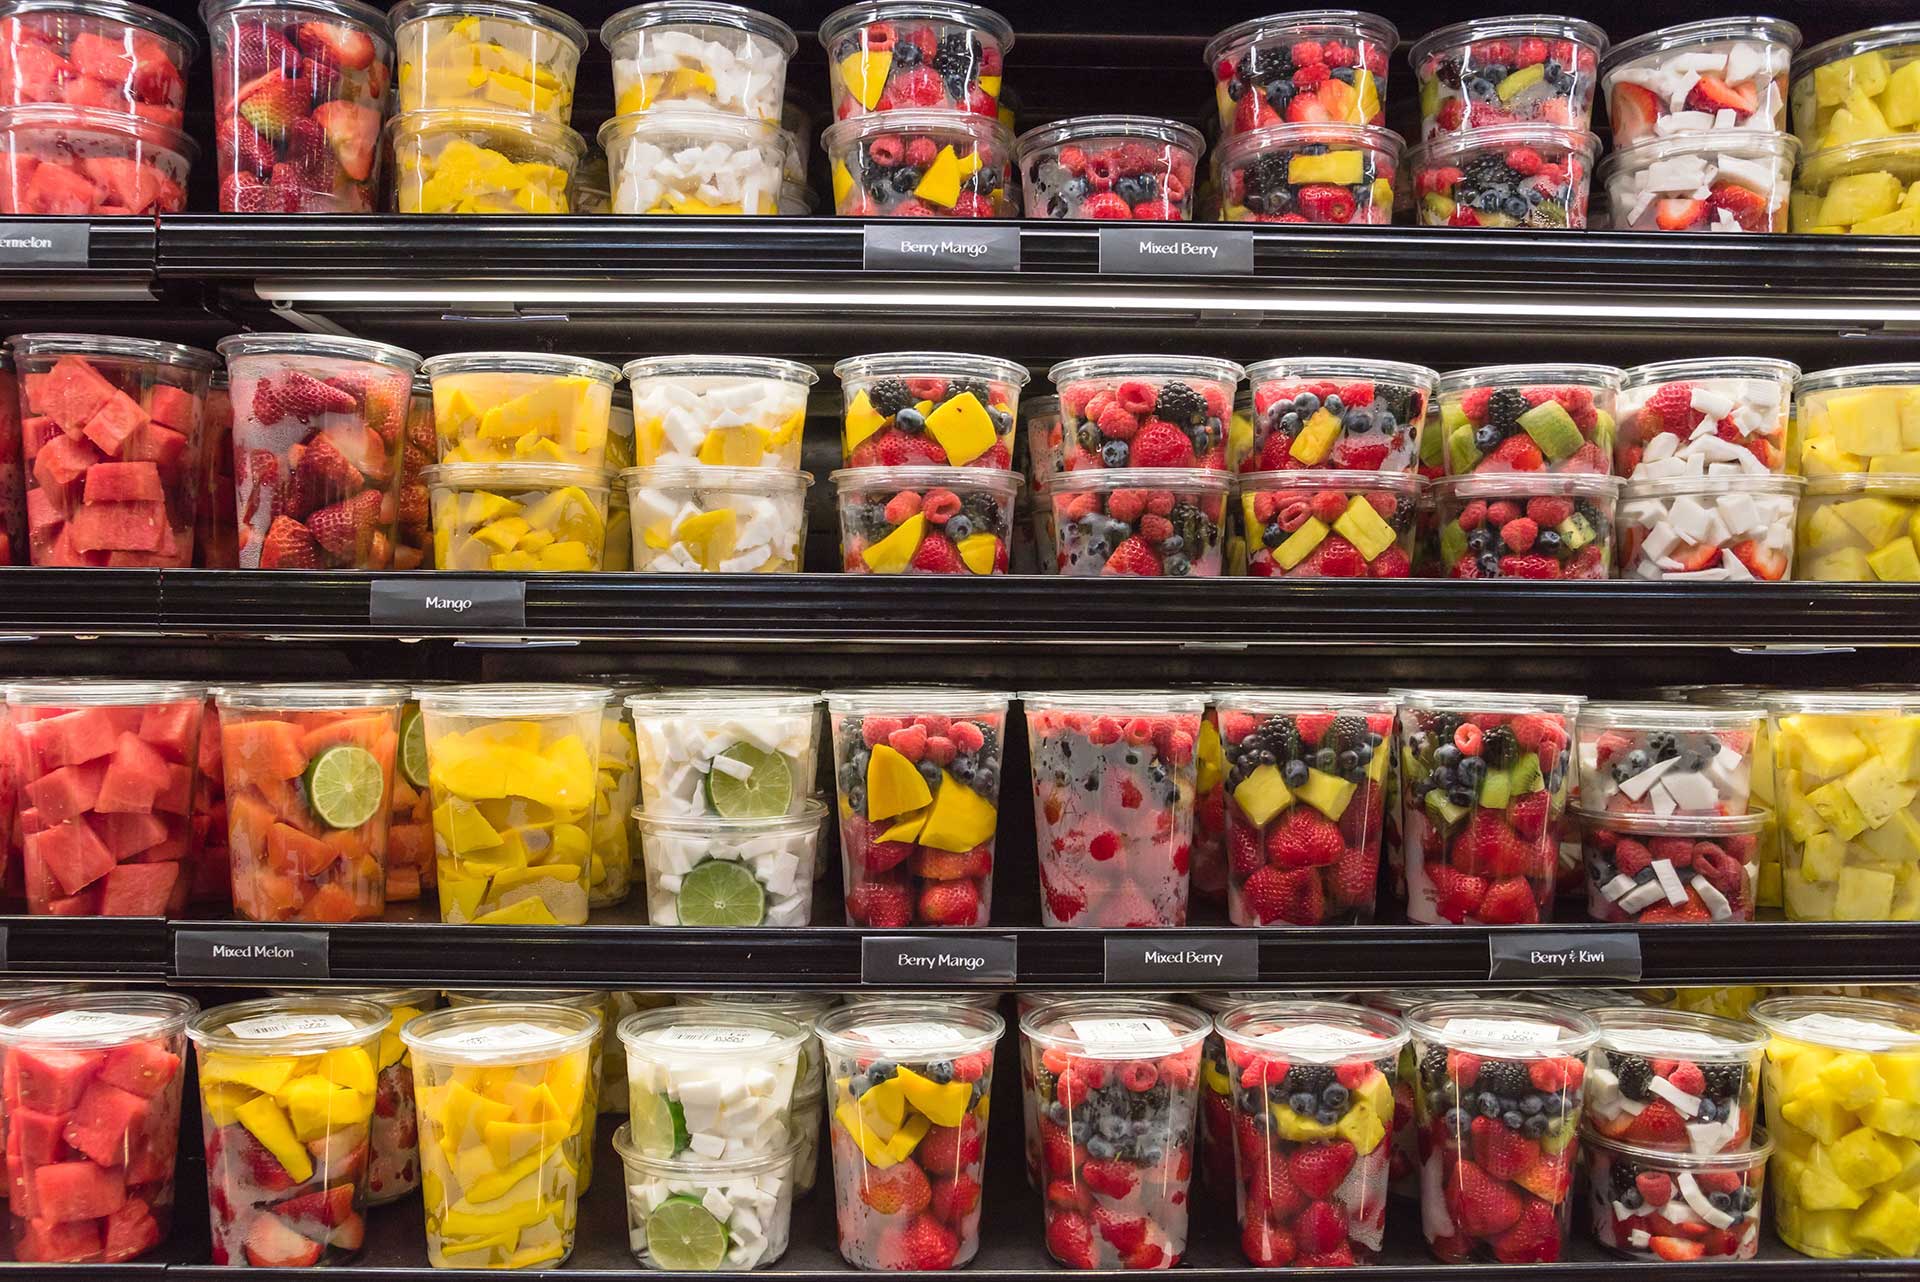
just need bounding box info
[1105,488,1147,523]
[1116,381,1158,414]
[1526,496,1573,526]
[868,133,905,166]
[906,137,937,167]
[894,66,947,106]
[1504,147,1543,175]
[1309,490,1348,522]
[884,491,923,524]
[1098,404,1140,440]
[1486,501,1521,526]
[1293,62,1329,89]
[1131,199,1177,220]
[1517,37,1549,65]
[1296,184,1356,222]
[1322,41,1358,67]
[1057,144,1087,175]
[1500,517,1539,552]
[1339,382,1375,407]
[1289,40,1324,65]
[1460,386,1494,422]
[1080,191,1131,219]
[922,488,962,523]
[1139,513,1174,543]
[1457,499,1486,530]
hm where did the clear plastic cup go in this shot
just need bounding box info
[423,462,611,572]
[832,465,1019,574]
[9,333,215,568]
[620,465,809,573]
[1792,136,1920,233]
[1579,808,1765,923]
[821,109,1012,217]
[0,989,196,1263]
[1583,1125,1770,1260]
[5,679,206,916]
[440,990,607,1191]
[616,1124,797,1270]
[635,802,825,927]
[389,108,584,212]
[625,688,820,822]
[391,0,584,123]
[1405,999,1598,1264]
[827,688,1009,928]
[1214,691,1395,926]
[1047,468,1229,577]
[602,2,796,123]
[836,352,1026,470]
[1238,471,1419,578]
[620,1008,805,1167]
[1240,358,1436,474]
[1430,473,1621,579]
[1754,995,1920,1258]
[590,692,641,908]
[1022,690,1207,928]
[0,364,22,565]
[216,684,405,923]
[1022,998,1207,1269]
[1795,364,1920,474]
[1049,356,1244,472]
[1575,701,1766,817]
[1614,357,1797,480]
[186,691,228,907]
[817,999,1003,1270]
[600,992,673,1114]
[0,104,191,213]
[188,995,388,1268]
[777,178,810,214]
[1184,991,1263,1201]
[1410,16,1607,140]
[1582,1007,1764,1159]
[819,0,1011,120]
[1797,474,1920,581]
[1024,393,1061,479]
[394,377,433,570]
[1352,991,1437,1201]
[1792,24,1920,152]
[573,147,610,212]
[1408,122,1599,228]
[1220,1001,1408,1266]
[423,351,618,467]
[1602,18,1798,146]
[787,1085,821,1194]
[1600,131,1797,233]
[194,373,237,570]
[416,684,610,926]
[601,108,784,213]
[1190,699,1229,904]
[1618,475,1802,581]
[1216,122,1401,224]
[675,992,836,1096]
[1206,11,1395,135]
[387,693,434,901]
[623,355,813,469]
[1014,115,1202,220]
[403,1001,600,1269]
[0,0,193,122]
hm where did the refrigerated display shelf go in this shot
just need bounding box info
[0,217,156,302]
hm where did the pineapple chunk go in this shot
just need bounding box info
[1836,865,1899,918]
[1844,754,1920,828]
[1828,393,1906,461]
[1855,1188,1920,1256]
[1819,172,1903,229]
[1799,1142,1870,1208]
[1868,539,1920,581]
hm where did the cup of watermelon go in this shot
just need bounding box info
[187,692,231,909]
[5,679,207,917]
[0,988,198,1263]
[0,364,24,565]
[8,333,217,567]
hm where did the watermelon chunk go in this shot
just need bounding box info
[80,156,161,214]
[43,888,103,916]
[24,483,67,537]
[145,384,194,432]
[94,811,166,859]
[30,433,101,491]
[96,862,178,917]
[30,357,117,433]
[70,501,165,554]
[12,1048,100,1114]
[101,1198,160,1263]
[60,73,129,115]
[6,42,72,103]
[79,393,147,459]
[118,422,184,473]
[95,732,170,814]
[154,762,192,815]
[22,761,104,825]
[61,1080,150,1167]
[9,1107,70,1166]
[25,820,116,895]
[34,1159,125,1220]
[6,1153,34,1218]
[97,1039,178,1099]
[17,1214,101,1263]
[134,701,196,762]
[125,831,186,863]
[81,460,162,504]
[18,708,119,770]
[19,414,60,457]
[65,33,135,86]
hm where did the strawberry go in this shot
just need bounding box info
[1610,81,1659,141]
[304,488,381,562]
[1655,197,1708,231]
[1498,554,1560,579]
[1091,1205,1147,1253]
[1293,1200,1348,1254]
[258,514,320,569]
[1042,875,1087,924]
[1045,1210,1097,1268]
[1129,420,1196,467]
[860,1160,931,1215]
[917,1121,982,1176]
[235,71,308,140]
[862,839,912,873]
[279,370,357,418]
[1686,74,1759,117]
[1430,864,1488,923]
[1453,1160,1523,1236]
[1123,1242,1167,1269]
[882,1212,957,1270]
[846,879,913,927]
[1309,534,1367,577]
[1707,181,1770,232]
[1628,1100,1686,1145]
[1651,1235,1706,1262]
[1288,1140,1355,1198]
[312,98,379,184]
[1229,819,1265,876]
[1243,1218,1296,1267]
[1475,877,1540,924]
[1729,538,1787,580]
[294,20,376,70]
[1507,792,1549,840]
[909,536,965,573]
[1513,1149,1573,1203]
[1102,535,1162,575]
[1471,1115,1538,1180]
[917,879,980,925]
[1487,434,1546,471]
[1266,806,1345,869]
[1327,841,1376,908]
[927,1173,981,1224]
[1080,1156,1137,1199]
[1492,1197,1560,1262]
[1239,866,1294,924]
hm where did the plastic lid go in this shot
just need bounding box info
[678,991,838,1014]
[0,990,196,1047]
[1019,997,1210,1055]
[833,351,1029,387]
[1412,122,1601,168]
[1045,467,1230,495]
[6,679,205,706]
[1430,473,1623,501]
[1590,1005,1766,1059]
[601,1,797,56]
[633,796,827,835]
[1620,357,1800,389]
[619,1007,808,1057]
[401,1002,601,1063]
[189,995,389,1055]
[275,985,439,1010]
[814,999,1003,1058]
[1761,690,1920,714]
[0,102,198,160]
[615,1121,800,1176]
[1219,689,1396,716]
[599,107,782,152]
[1750,995,1920,1051]
[831,465,1022,495]
[1050,354,1246,387]
[627,685,817,711]
[1600,129,1798,181]
[1573,806,1768,836]
[1800,136,1920,188]
[1602,16,1800,78]
[216,333,422,370]
[1238,469,1423,496]
[414,682,612,716]
[818,0,1012,52]
[1621,474,1802,500]
[1216,122,1406,173]
[11,0,200,60]
[1219,999,1408,1064]
[1803,472,1920,498]
[825,686,1012,716]
[422,350,617,383]
[1577,700,1766,731]
[821,108,1011,153]
[388,0,587,52]
[205,0,388,39]
[422,462,613,490]
[1206,10,1399,71]
[1015,114,1204,163]
[1581,1124,1773,1168]
[1793,21,1920,82]
[1404,998,1598,1057]
[1394,688,1582,715]
[216,683,411,710]
[444,989,606,1009]
[1411,14,1608,64]
[1245,356,1440,391]
[7,332,214,370]
[1020,689,1208,714]
[619,465,812,495]
[1797,362,1920,396]
[624,354,816,384]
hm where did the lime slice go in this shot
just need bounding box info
[648,1194,730,1271]
[676,860,768,927]
[305,745,385,830]
[630,1089,690,1157]
[400,707,429,789]
[702,743,793,819]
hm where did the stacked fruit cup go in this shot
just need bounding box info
[0,361,21,564]
[188,689,230,908]
[1190,695,1230,905]
[196,371,238,568]
[1207,10,1396,137]
[203,0,392,212]
[588,686,643,909]
[1353,990,1433,1202]
[1013,115,1204,220]
[443,989,608,1191]
[395,375,432,569]
[387,0,588,212]
[1791,363,1920,581]
[1184,991,1260,1201]
[676,992,836,1098]
[1788,27,1920,233]
[347,987,435,1206]
[385,692,433,901]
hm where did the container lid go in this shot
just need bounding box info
[1393,687,1582,714]
[400,1002,601,1063]
[825,686,1012,715]
[830,465,1022,495]
[1620,357,1801,389]
[625,686,819,715]
[1437,362,1626,394]
[1245,356,1440,391]
[678,991,839,1014]
[421,462,614,489]
[13,0,200,61]
[1620,474,1803,499]
[422,351,618,383]
[821,108,1012,152]
[1796,362,1920,396]
[633,796,827,835]
[1601,16,1800,78]
[818,0,1012,52]
[614,1121,800,1174]
[1404,998,1598,1058]
[833,351,1029,386]
[601,1,797,57]
[1411,14,1608,64]
[7,331,214,369]
[414,682,612,716]
[599,107,782,151]
[1024,394,1059,415]
[444,989,607,1008]
[1044,466,1230,495]
[388,0,587,52]
[189,995,390,1055]
[1761,690,1920,714]
[1218,999,1409,1062]
[205,0,389,37]
[216,333,422,370]
[1014,114,1204,162]
[1803,472,1920,498]
[0,102,197,160]
[0,990,197,1047]
[619,465,813,494]
[1017,997,1210,1054]
[619,1006,808,1056]
[1215,122,1406,171]
[1049,354,1246,387]
[1219,689,1395,716]
[1411,122,1601,168]
[1572,806,1768,836]
[1238,469,1423,495]
[1793,21,1920,82]
[1206,10,1399,70]
[216,683,411,710]
[1019,689,1208,713]
[1799,136,1920,187]
[1599,128,1798,181]
[6,679,206,705]
[1577,700,1766,730]
[1591,1005,1767,1059]
[1580,1124,1773,1168]
[1750,995,1920,1051]
[390,107,588,161]
[814,998,1003,1057]
[1429,473,1623,501]
[623,354,816,384]
[275,985,440,1010]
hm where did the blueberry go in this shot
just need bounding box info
[850,1073,873,1096]
[1165,555,1191,576]
[847,784,865,811]
[1293,392,1321,414]
[1336,749,1358,774]
[946,515,974,541]
[1280,411,1302,434]
[868,1060,896,1080]
[1283,759,1310,788]
[1473,424,1500,452]
[1536,528,1562,554]
[918,760,941,787]
[1321,1083,1349,1110]
[1503,1110,1525,1131]
[1476,1091,1501,1117]
[1436,744,1461,767]
[1098,1112,1128,1139]
[951,754,977,781]
[1443,1107,1467,1133]
[1313,747,1337,771]
[1087,1136,1116,1159]
[1459,757,1487,786]
[1101,440,1130,467]
[896,407,926,434]
[1522,1113,1551,1138]
[1289,1091,1317,1115]
[1315,1108,1340,1125]
[1520,1092,1545,1115]
[1161,535,1184,554]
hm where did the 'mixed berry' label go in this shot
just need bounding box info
[1067,1016,1182,1054]
[1098,226,1254,276]
[1105,934,1257,983]
[1487,929,1641,982]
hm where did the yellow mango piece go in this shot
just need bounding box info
[200,1052,297,1097]
[236,1094,314,1184]
[284,1076,366,1142]
[201,1081,253,1128]
[697,425,770,467]
[895,1067,972,1127]
[865,743,933,821]
[676,508,739,571]
[839,50,893,110]
[924,392,996,465]
[956,532,999,574]
[914,146,961,208]
[318,1046,378,1096]
[918,770,998,852]
[472,897,563,926]
[1276,516,1328,570]
[875,805,929,845]
[861,512,925,572]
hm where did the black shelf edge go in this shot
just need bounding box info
[0,914,171,977]
[0,569,162,635]
[0,217,156,299]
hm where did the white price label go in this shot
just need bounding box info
[20,1010,164,1038]
[227,1013,355,1041]
[1444,1018,1563,1047]
[436,1022,570,1053]
[858,1021,964,1050]
[1256,1023,1381,1058]
[1787,1013,1919,1050]
[1068,1017,1179,1053]
[1606,1028,1736,1055]
[649,1026,780,1051]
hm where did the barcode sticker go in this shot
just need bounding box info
[1256,1023,1381,1056]
[1788,1013,1918,1049]
[21,1010,164,1038]
[859,1021,964,1049]
[1068,1017,1178,1052]
[1606,1028,1736,1055]
[436,1022,570,1053]
[649,1026,780,1051]
[1443,1018,1563,1047]
[227,1012,355,1041]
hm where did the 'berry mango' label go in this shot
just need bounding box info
[863,224,1019,272]
[860,934,1015,984]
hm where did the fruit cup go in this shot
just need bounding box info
[1768,692,1920,921]
[788,1082,821,1194]
[617,1124,798,1270]
[402,1001,600,1269]
[1797,474,1920,581]
[635,801,825,926]
[1238,471,1419,578]
[10,333,214,567]
[822,108,1012,216]
[620,1008,804,1168]
[1583,1126,1770,1261]
[203,0,391,214]
[1579,809,1764,924]
[423,462,612,571]
[440,990,607,1190]
[599,992,673,1115]
[1191,699,1229,905]
[1618,476,1801,581]
[391,0,583,122]
[621,465,809,573]
[1215,691,1395,926]
[1216,122,1400,224]
[1791,136,1920,233]
[814,1000,1001,1270]
[1206,10,1394,136]
[188,691,230,907]
[0,103,191,212]
[1220,1001,1407,1267]
[417,683,609,926]
[1601,131,1797,233]
[386,695,433,901]
[1049,468,1230,576]
[832,465,1018,573]
[388,108,584,212]
[218,333,422,571]
[1615,357,1797,481]
[602,1,796,122]
[0,364,21,564]
[1411,16,1607,139]
[1406,999,1597,1264]
[1430,474,1621,579]
[1791,25,1920,152]
[1409,122,1599,228]
[350,987,436,1205]
[394,376,433,569]
[1186,991,1259,1200]
[195,373,238,569]
[1240,358,1436,474]
[0,0,193,124]
[601,108,784,213]
[626,687,820,822]
[1050,356,1243,472]
[624,355,814,469]
[819,0,1010,120]
[187,995,388,1268]
[1396,689,1578,925]
[216,683,404,923]
[0,989,195,1263]
[1014,115,1202,220]
[1353,991,1428,1201]
[1602,17,1798,147]
[1795,363,1920,474]
[5,679,205,917]
[1024,393,1062,479]
[424,350,618,467]
[1023,690,1205,928]
[1023,997,1207,1269]
[827,687,1008,928]
[590,693,641,908]
[1583,1007,1765,1156]
[837,351,1025,470]
[1576,701,1766,817]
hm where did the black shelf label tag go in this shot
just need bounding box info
[861,935,1016,984]
[176,929,330,979]
[371,577,525,629]
[0,221,87,268]
[0,924,10,970]
[863,224,1019,272]
[1105,934,1256,984]
[1489,930,1641,982]
[1099,226,1254,276]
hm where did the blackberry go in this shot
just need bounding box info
[1608,1159,1640,1198]
[1374,383,1414,423]
[1420,1045,1450,1087]
[1254,716,1303,763]
[949,377,992,404]
[1701,1061,1745,1100]
[1480,724,1517,768]
[1237,47,1287,86]
[1609,1053,1654,1102]
[1327,713,1370,753]
[1284,1064,1335,1096]
[1170,501,1213,549]
[868,378,914,417]
[1476,1060,1529,1097]
[1155,381,1209,427]
[1436,57,1464,88]
[1247,152,1293,195]
[930,32,978,80]
[1486,387,1530,433]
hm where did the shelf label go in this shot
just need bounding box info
[371,577,525,630]
[1488,930,1641,982]
[0,221,87,268]
[175,929,330,980]
[861,935,1015,985]
[1099,226,1254,276]
[1105,934,1256,984]
[863,224,1019,272]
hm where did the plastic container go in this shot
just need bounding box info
[5,679,206,916]
[601,108,784,213]
[626,688,820,822]
[1240,358,1437,473]
[1023,394,1062,478]
[188,995,389,1268]
[832,465,1019,574]
[1181,990,1256,1200]
[1238,471,1419,578]
[1797,474,1920,581]
[202,0,391,213]
[1050,356,1244,472]
[623,355,813,469]
[1791,23,1920,151]
[572,147,609,211]
[836,352,1026,469]
[385,693,433,900]
[1602,18,1799,146]
[1614,357,1797,480]
[1216,123,1401,224]
[616,1124,797,1270]
[619,465,808,573]
[1583,1007,1764,1156]
[1585,1126,1770,1261]
[215,684,405,923]
[827,687,1009,928]
[635,801,824,926]
[0,0,193,123]
[1190,698,1230,905]
[394,378,433,570]
[620,1008,805,1166]
[422,351,619,467]
[1206,11,1395,135]
[439,988,607,1189]
[819,0,1011,119]
[423,462,611,571]
[1617,475,1801,582]
[1022,690,1207,927]
[1220,1001,1408,1265]
[0,104,191,213]
[1021,998,1209,1269]
[601,992,675,1112]
[1410,16,1608,139]
[602,2,796,123]
[787,1082,820,1193]
[184,691,229,907]
[1575,701,1767,816]
[402,1001,600,1269]
[675,992,835,1096]
[1048,468,1230,577]
[415,684,610,925]
[9,333,215,568]
[590,690,641,907]
[1014,115,1202,220]
[1601,131,1796,233]
[0,989,196,1263]
[388,108,585,212]
[1579,808,1765,923]
[1429,474,1622,579]
[353,987,435,1205]
[1409,123,1600,228]
[1795,364,1920,475]
[391,0,584,123]
[217,333,422,571]
[193,373,236,570]
[1405,999,1597,1264]
[821,108,1012,217]
[1792,136,1920,232]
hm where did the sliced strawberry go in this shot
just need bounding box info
[1609,81,1659,142]
[1686,75,1759,118]
[1655,198,1708,231]
[1707,182,1771,232]
[1729,538,1787,580]
[1671,542,1721,572]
